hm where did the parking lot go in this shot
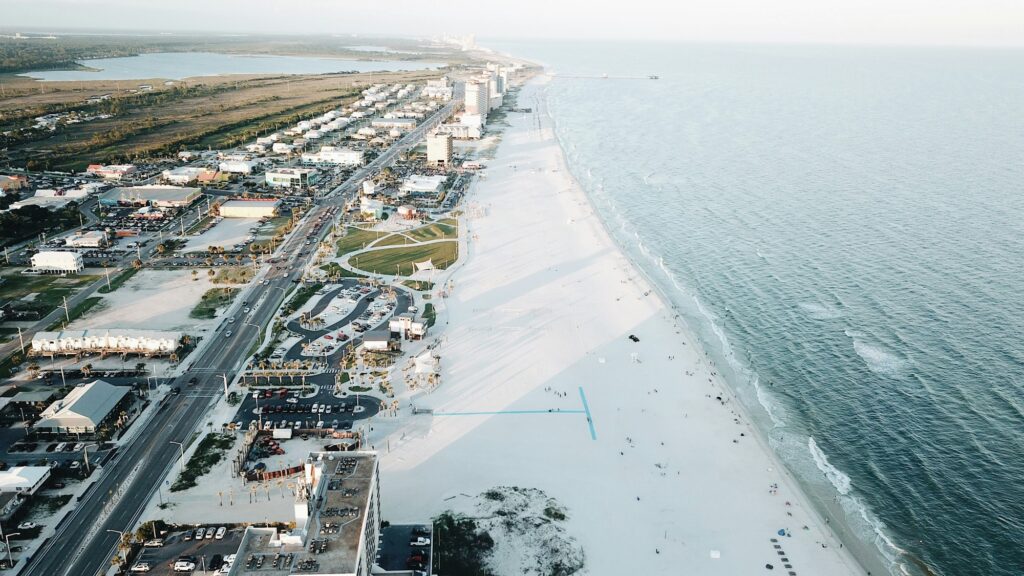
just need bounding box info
[129,527,242,575]
[232,384,381,433]
[377,524,433,573]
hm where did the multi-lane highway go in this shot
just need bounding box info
[21,98,457,576]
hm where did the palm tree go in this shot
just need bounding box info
[132,258,143,269]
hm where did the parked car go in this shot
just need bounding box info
[173,559,197,572]
[205,527,214,539]
[194,527,205,540]
[129,562,151,572]
[214,526,226,539]
[17,522,37,530]
[143,539,164,547]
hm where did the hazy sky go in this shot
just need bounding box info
[5,0,1024,47]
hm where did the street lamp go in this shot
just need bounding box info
[106,529,127,566]
[2,532,20,568]
[82,443,98,475]
[169,441,185,474]
[245,322,262,344]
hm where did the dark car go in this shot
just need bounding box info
[209,555,224,571]
[188,377,198,386]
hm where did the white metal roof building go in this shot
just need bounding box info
[0,466,51,495]
[219,199,280,218]
[34,380,131,435]
[30,251,84,274]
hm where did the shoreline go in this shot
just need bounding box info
[377,75,872,575]
[538,77,895,576]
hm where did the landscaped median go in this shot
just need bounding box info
[189,287,240,319]
[171,433,236,492]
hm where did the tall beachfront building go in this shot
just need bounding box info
[465,80,490,119]
[426,132,453,167]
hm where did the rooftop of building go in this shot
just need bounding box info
[232,451,377,576]
[267,167,318,175]
[101,185,200,203]
[221,198,281,208]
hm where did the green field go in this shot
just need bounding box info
[375,221,459,248]
[0,273,100,313]
[348,242,458,276]
[190,288,240,319]
[408,220,458,242]
[336,227,389,256]
[47,296,104,330]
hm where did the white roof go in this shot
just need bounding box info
[35,380,130,430]
[0,467,50,492]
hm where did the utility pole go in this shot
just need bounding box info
[17,327,24,353]
[62,296,70,323]
[221,374,229,396]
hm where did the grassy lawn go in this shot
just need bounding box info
[373,233,414,248]
[47,296,104,329]
[348,242,458,276]
[0,273,99,313]
[407,221,458,242]
[321,262,366,279]
[97,267,138,294]
[402,280,434,292]
[171,433,235,492]
[375,221,459,248]
[336,227,389,256]
[190,288,240,319]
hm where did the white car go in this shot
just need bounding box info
[410,537,431,547]
[130,562,151,572]
[225,331,232,338]
[286,397,298,404]
[214,526,226,539]
[143,539,164,547]
[174,560,197,572]
[17,521,37,530]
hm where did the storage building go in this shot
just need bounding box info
[219,199,280,218]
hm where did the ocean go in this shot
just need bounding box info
[488,40,1024,576]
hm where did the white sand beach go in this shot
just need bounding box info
[375,78,868,575]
